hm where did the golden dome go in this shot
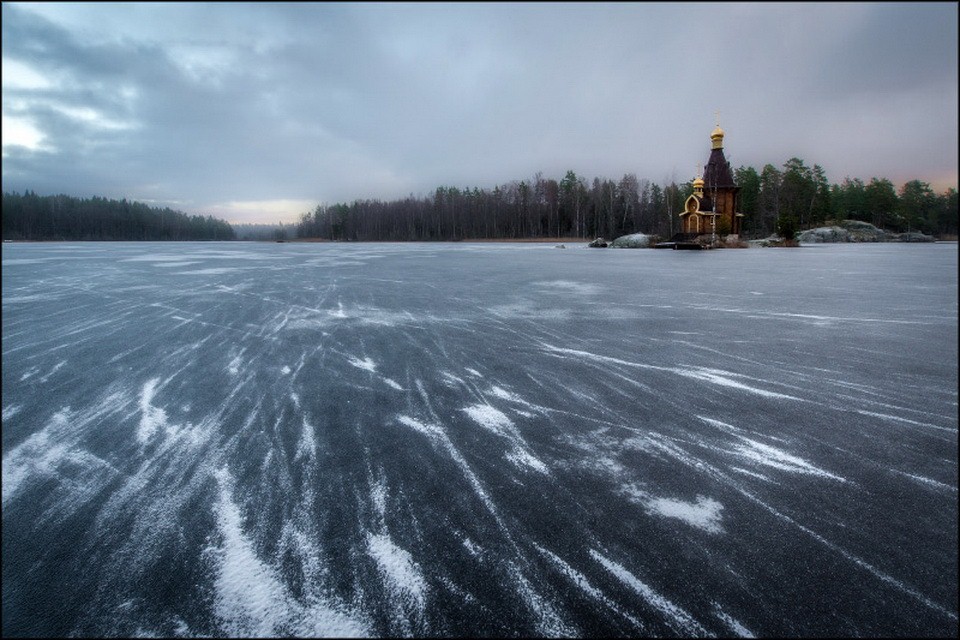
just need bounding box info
[693,176,704,187]
[710,125,725,149]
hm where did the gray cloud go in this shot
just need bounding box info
[2,2,957,224]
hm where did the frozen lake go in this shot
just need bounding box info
[2,241,957,637]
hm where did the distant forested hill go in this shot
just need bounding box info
[231,222,291,241]
[1,191,235,241]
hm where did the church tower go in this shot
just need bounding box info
[679,120,743,237]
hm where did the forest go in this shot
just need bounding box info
[2,158,956,243]
[232,222,292,241]
[1,191,235,241]
[295,158,958,242]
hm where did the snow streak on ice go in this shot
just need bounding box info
[211,468,369,638]
[590,549,709,637]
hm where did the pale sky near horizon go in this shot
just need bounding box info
[2,2,957,224]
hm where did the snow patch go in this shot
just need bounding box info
[698,416,745,434]
[462,537,481,557]
[678,368,802,400]
[295,417,316,461]
[2,404,22,421]
[440,371,464,387]
[396,412,503,529]
[348,356,377,373]
[211,468,369,637]
[122,254,197,262]
[534,544,643,630]
[508,562,577,636]
[174,268,240,275]
[506,447,549,475]
[698,416,844,482]
[734,437,846,482]
[645,496,725,534]
[2,409,69,504]
[38,360,67,383]
[713,603,754,637]
[534,280,601,295]
[370,479,388,520]
[211,468,290,637]
[366,532,427,612]
[152,261,201,268]
[895,470,957,493]
[462,403,515,437]
[227,355,242,376]
[542,345,802,401]
[488,385,530,406]
[19,366,41,381]
[138,378,174,444]
[397,415,442,439]
[857,410,954,433]
[382,378,404,391]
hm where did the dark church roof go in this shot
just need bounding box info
[703,147,737,190]
[697,193,715,212]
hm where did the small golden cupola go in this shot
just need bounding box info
[692,167,704,197]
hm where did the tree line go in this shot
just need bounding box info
[232,222,291,241]
[2,191,235,241]
[296,171,692,242]
[4,160,955,243]
[738,160,958,239]
[296,161,958,241]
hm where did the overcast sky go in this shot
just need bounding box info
[2,2,957,224]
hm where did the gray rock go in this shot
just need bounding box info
[839,220,878,231]
[610,233,653,248]
[891,232,935,242]
[587,237,609,248]
[798,226,851,243]
[838,220,890,242]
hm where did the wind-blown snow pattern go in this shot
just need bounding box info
[2,241,957,637]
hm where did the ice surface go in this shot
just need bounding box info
[590,548,709,636]
[533,543,644,629]
[713,603,755,638]
[2,241,957,637]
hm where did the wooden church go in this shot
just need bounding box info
[679,123,743,237]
